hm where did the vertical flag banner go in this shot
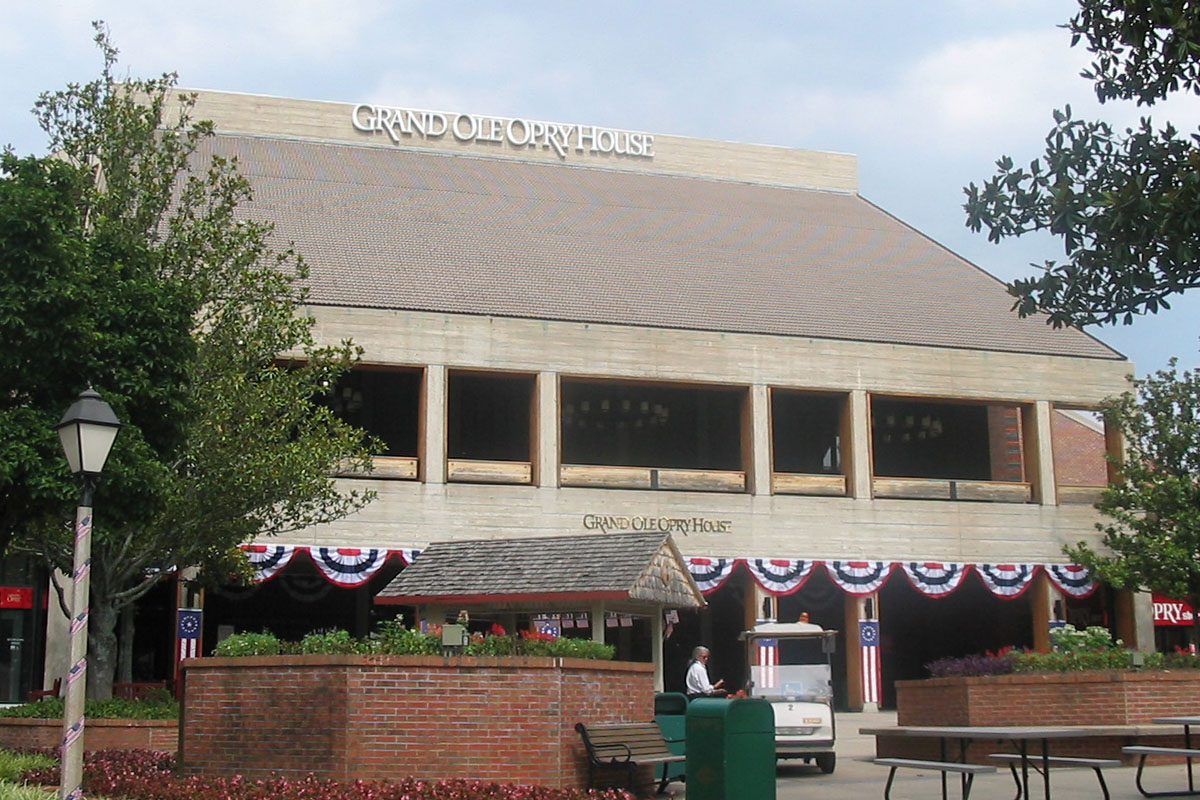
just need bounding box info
[177,608,202,661]
[859,619,882,704]
[755,637,779,689]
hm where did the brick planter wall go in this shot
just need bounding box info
[0,718,177,752]
[179,654,655,790]
[875,671,1200,763]
[896,670,1200,726]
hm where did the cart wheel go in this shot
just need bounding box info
[816,752,836,774]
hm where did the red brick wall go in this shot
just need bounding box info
[179,654,655,790]
[987,406,1025,483]
[1052,410,1107,486]
[897,671,1200,727]
[0,718,177,752]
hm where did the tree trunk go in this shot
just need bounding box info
[87,594,119,700]
[117,604,134,684]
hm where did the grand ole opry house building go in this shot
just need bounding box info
[31,90,1154,710]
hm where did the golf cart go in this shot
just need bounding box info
[739,619,838,773]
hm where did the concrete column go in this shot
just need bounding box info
[1031,573,1057,652]
[846,390,872,499]
[536,371,559,487]
[422,365,447,484]
[845,594,879,712]
[1023,400,1057,506]
[749,384,772,495]
[1116,589,1156,652]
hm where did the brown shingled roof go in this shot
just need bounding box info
[375,532,704,611]
[200,134,1121,360]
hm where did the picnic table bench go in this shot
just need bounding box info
[575,721,685,795]
[989,753,1121,800]
[1123,746,1200,797]
[873,757,995,800]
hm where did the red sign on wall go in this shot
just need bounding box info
[1153,593,1196,626]
[0,587,33,609]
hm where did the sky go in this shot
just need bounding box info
[4,0,1200,377]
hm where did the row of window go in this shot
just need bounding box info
[322,368,1105,496]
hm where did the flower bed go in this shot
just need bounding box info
[22,749,633,800]
[180,654,655,790]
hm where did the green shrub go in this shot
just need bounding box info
[212,621,616,660]
[374,620,441,655]
[213,630,285,657]
[299,629,372,655]
[0,693,178,720]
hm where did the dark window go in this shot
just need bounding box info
[323,369,420,457]
[772,392,843,474]
[447,373,534,461]
[561,381,743,470]
[871,399,994,480]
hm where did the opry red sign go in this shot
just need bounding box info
[1153,593,1196,626]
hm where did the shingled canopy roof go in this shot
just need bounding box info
[375,532,704,614]
[198,132,1122,361]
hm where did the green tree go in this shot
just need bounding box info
[0,25,377,697]
[1066,358,1200,645]
[964,0,1200,328]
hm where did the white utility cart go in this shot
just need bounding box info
[739,619,838,773]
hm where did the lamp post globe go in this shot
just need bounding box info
[53,387,121,800]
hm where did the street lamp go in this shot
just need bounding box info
[54,388,121,800]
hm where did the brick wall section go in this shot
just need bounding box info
[987,406,1025,483]
[1052,410,1107,486]
[180,655,655,790]
[0,719,177,752]
[897,671,1200,727]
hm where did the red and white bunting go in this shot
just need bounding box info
[241,544,298,583]
[745,559,815,596]
[397,548,421,565]
[1044,564,1098,598]
[826,561,893,596]
[901,562,970,598]
[311,547,389,587]
[686,557,737,594]
[977,564,1038,599]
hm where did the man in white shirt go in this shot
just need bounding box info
[685,646,726,699]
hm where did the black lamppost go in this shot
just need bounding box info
[54,388,121,800]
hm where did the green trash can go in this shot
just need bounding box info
[654,692,689,791]
[685,697,776,800]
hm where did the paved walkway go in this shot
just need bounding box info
[665,709,1200,799]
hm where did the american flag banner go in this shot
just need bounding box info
[859,620,882,704]
[756,637,779,689]
[177,608,202,661]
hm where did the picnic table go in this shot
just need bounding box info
[1123,716,1200,797]
[861,725,1121,800]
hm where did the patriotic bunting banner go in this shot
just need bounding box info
[745,559,815,596]
[901,562,970,598]
[311,547,389,587]
[977,564,1039,598]
[1045,564,1098,598]
[686,557,737,594]
[397,548,421,565]
[241,544,298,583]
[826,561,893,595]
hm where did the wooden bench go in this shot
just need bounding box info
[1123,746,1200,797]
[873,757,995,800]
[575,721,685,795]
[989,753,1121,800]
